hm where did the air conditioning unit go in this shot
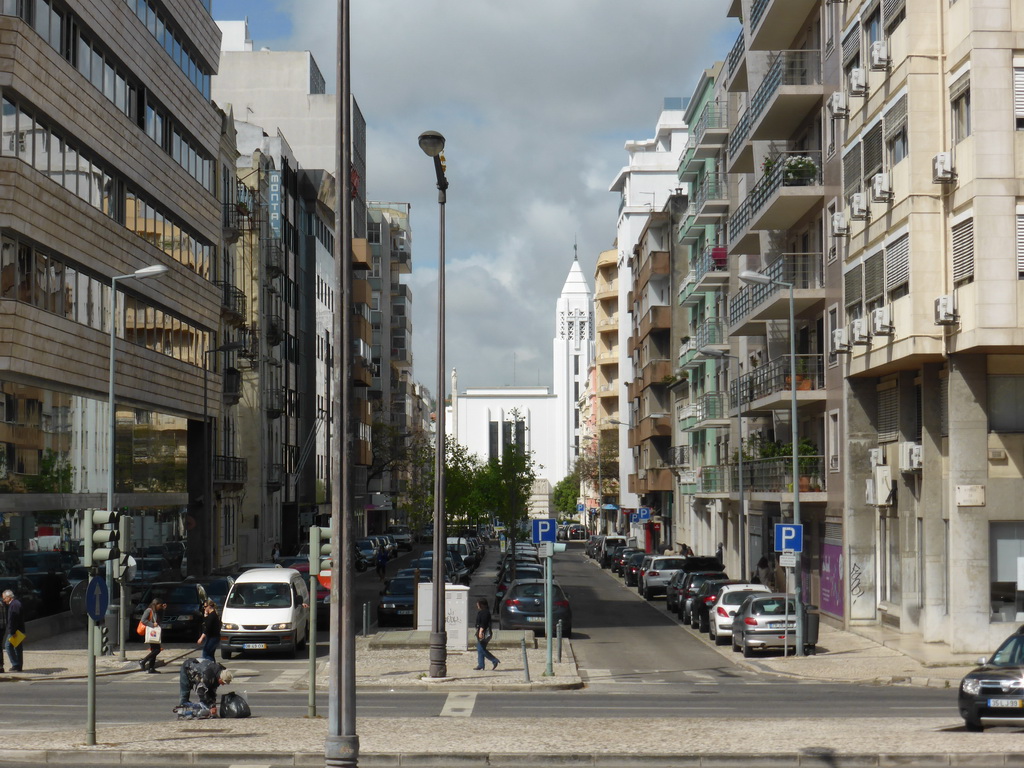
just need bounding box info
[934,294,958,325]
[827,91,849,118]
[870,39,890,70]
[868,447,883,467]
[831,211,849,237]
[871,306,894,335]
[832,327,852,353]
[874,464,893,505]
[871,172,892,203]
[850,192,869,221]
[865,477,877,506]
[899,441,923,472]
[849,67,867,97]
[933,152,955,183]
[850,318,871,345]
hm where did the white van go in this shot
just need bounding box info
[221,568,309,659]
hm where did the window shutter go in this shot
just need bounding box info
[844,143,863,198]
[863,124,884,179]
[845,263,863,309]
[939,374,948,437]
[883,0,906,30]
[877,384,898,442]
[1018,214,1024,276]
[843,24,861,66]
[951,218,974,284]
[884,95,907,141]
[864,251,884,302]
[949,71,970,101]
[1015,68,1024,120]
[885,233,909,292]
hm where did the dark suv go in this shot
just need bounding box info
[131,582,207,642]
[959,627,1024,731]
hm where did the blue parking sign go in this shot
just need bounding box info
[532,518,557,543]
[774,524,803,553]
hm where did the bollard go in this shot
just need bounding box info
[521,637,531,683]
[556,619,563,663]
[363,602,370,637]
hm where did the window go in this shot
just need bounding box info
[1014,64,1024,130]
[951,217,974,285]
[828,304,839,363]
[885,94,908,165]
[844,263,863,318]
[990,522,1024,621]
[885,233,910,298]
[864,5,882,46]
[864,251,884,313]
[843,143,863,202]
[989,376,1024,432]
[863,123,884,183]
[1017,209,1024,278]
[877,383,898,442]
[883,0,906,32]
[950,74,971,143]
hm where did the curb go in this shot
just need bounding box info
[0,647,197,682]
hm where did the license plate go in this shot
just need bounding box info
[769,622,795,629]
[160,623,172,629]
[243,643,267,650]
[988,698,1024,708]
[397,609,412,615]
[526,616,544,622]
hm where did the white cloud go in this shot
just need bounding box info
[238,0,735,396]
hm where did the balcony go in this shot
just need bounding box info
[728,151,823,253]
[595,349,618,366]
[215,282,246,326]
[678,336,701,372]
[726,109,753,174]
[692,173,729,225]
[725,30,748,93]
[637,466,673,493]
[691,244,730,293]
[694,317,728,353]
[742,456,827,498]
[640,358,672,390]
[213,455,247,485]
[635,412,671,442]
[750,0,820,51]
[597,383,618,399]
[391,345,412,368]
[266,463,286,492]
[391,246,411,274]
[637,305,670,340]
[669,444,692,468]
[262,237,284,277]
[694,391,730,430]
[266,315,284,346]
[696,464,730,496]
[728,252,823,334]
[748,50,823,143]
[222,367,241,406]
[635,250,669,290]
[265,387,285,418]
[733,354,826,414]
[677,273,699,306]
[680,103,729,179]
[595,280,617,300]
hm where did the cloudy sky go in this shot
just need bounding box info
[211,0,736,396]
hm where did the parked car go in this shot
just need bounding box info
[611,547,639,575]
[731,592,798,658]
[386,525,413,551]
[585,536,602,559]
[24,570,72,615]
[665,570,689,613]
[599,536,628,568]
[498,578,572,637]
[221,568,310,659]
[959,626,1024,731]
[134,556,179,585]
[677,571,727,624]
[623,552,647,587]
[690,578,743,632]
[639,556,688,601]
[0,576,42,621]
[377,574,431,627]
[567,524,587,540]
[708,584,771,645]
[132,581,208,642]
[494,563,544,610]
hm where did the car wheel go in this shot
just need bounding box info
[964,718,984,732]
[222,648,233,660]
[714,629,727,646]
[690,612,699,630]
[642,586,652,601]
[732,635,740,653]
[681,607,689,624]
[742,642,754,658]
[698,615,708,633]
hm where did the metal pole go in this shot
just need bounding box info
[203,351,210,577]
[308,525,319,719]
[735,358,745,582]
[326,0,358,762]
[544,550,553,676]
[788,282,804,656]
[118,515,131,661]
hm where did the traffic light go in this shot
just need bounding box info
[114,515,132,580]
[85,509,120,567]
[95,620,110,656]
[309,526,333,570]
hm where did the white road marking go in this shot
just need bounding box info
[440,692,477,717]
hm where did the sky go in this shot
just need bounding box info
[210,0,736,397]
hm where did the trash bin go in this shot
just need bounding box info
[802,603,819,654]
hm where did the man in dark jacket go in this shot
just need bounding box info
[2,589,25,672]
[177,657,233,712]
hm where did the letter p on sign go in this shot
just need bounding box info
[532,518,557,544]
[774,523,803,553]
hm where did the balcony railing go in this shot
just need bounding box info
[693,103,728,148]
[215,282,246,321]
[222,367,241,405]
[213,455,247,484]
[740,456,826,493]
[729,151,822,244]
[262,237,284,277]
[694,317,728,350]
[726,31,745,79]
[266,463,286,491]
[265,387,285,418]
[669,444,691,467]
[697,464,730,494]
[697,391,729,422]
[694,172,729,213]
[733,354,824,404]
[728,109,751,159]
[727,252,823,326]
[691,243,729,286]
[748,50,821,133]
[750,0,770,30]
[266,315,284,346]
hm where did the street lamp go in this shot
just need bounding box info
[738,269,803,656]
[419,129,449,679]
[89,262,167,745]
[202,340,245,577]
[700,347,746,582]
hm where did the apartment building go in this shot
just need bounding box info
[0,0,231,569]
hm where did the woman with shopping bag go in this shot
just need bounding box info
[139,599,165,674]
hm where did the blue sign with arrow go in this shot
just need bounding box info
[85,576,108,622]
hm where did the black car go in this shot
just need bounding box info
[690,578,743,632]
[186,575,235,611]
[132,582,207,642]
[623,552,647,587]
[959,627,1024,731]
[677,570,727,623]
[611,547,639,575]
[376,574,431,627]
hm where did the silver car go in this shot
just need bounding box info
[639,556,688,601]
[731,593,798,657]
[498,578,572,637]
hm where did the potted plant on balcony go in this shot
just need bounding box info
[783,155,818,186]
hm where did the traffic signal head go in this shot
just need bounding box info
[95,621,110,656]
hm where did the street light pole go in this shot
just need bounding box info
[90,263,167,746]
[419,129,449,679]
[739,270,803,656]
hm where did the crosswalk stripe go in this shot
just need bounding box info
[440,692,477,717]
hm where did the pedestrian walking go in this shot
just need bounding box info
[139,598,165,673]
[715,542,724,566]
[196,600,222,661]
[473,598,500,671]
[2,589,25,672]
[271,542,281,563]
[176,657,233,716]
[756,555,773,589]
[375,545,388,581]
[0,588,6,673]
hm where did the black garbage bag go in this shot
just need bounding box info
[219,691,251,718]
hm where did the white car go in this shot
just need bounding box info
[708,583,771,645]
[639,556,689,600]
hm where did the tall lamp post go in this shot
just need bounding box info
[700,348,745,581]
[89,263,167,744]
[738,269,803,656]
[202,340,245,576]
[419,129,449,678]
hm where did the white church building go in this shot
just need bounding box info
[448,259,593,517]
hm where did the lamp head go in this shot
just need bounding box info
[133,265,169,279]
[738,270,772,286]
[418,131,446,158]
[216,340,246,353]
[699,347,729,359]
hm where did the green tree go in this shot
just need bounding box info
[476,413,536,541]
[576,438,619,503]
[551,468,580,516]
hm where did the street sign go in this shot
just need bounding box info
[774,523,803,553]
[576,503,585,513]
[85,576,109,622]
[532,518,557,543]
[779,551,797,568]
[638,507,651,521]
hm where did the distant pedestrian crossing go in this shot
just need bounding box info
[579,666,790,686]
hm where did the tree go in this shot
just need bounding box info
[552,469,580,516]
[475,413,536,541]
[575,438,619,503]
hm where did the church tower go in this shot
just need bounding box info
[552,249,594,483]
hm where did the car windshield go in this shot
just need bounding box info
[511,583,566,600]
[384,578,416,596]
[146,585,199,604]
[989,634,1024,667]
[202,580,230,598]
[722,590,761,606]
[654,558,687,570]
[751,597,796,616]
[627,553,646,566]
[228,582,292,608]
